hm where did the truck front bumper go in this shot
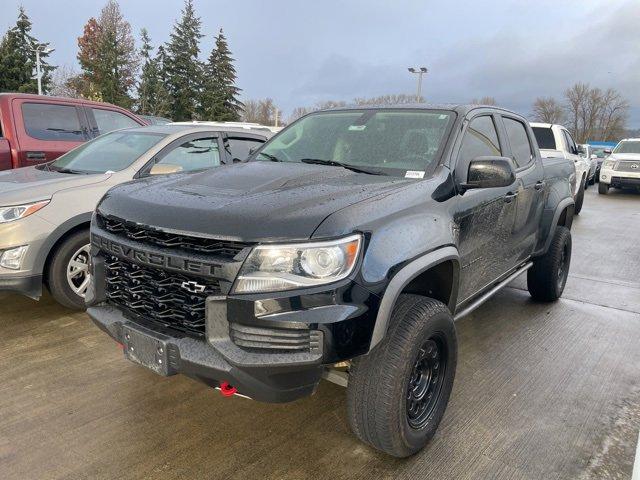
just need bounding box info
[600,168,640,187]
[88,304,326,403]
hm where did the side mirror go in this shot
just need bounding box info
[577,144,585,155]
[604,148,612,154]
[590,154,597,160]
[459,156,516,192]
[149,163,183,175]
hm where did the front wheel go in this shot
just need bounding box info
[47,230,91,310]
[598,182,608,195]
[527,226,571,302]
[347,294,457,457]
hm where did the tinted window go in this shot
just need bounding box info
[532,127,556,150]
[227,137,264,161]
[563,131,577,155]
[92,108,140,134]
[50,131,165,173]
[503,118,533,168]
[458,116,501,169]
[156,137,220,172]
[257,110,454,177]
[22,103,84,141]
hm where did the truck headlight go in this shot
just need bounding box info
[602,160,616,170]
[233,234,362,293]
[0,200,50,224]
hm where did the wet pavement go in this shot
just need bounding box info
[1,186,639,479]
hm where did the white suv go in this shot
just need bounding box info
[599,138,640,194]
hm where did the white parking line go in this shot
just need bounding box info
[633,430,640,480]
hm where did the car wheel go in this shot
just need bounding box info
[347,294,457,458]
[47,229,91,310]
[527,226,571,302]
[598,182,608,195]
[574,177,586,214]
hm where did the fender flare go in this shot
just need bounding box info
[368,246,460,351]
[32,212,93,274]
[543,198,574,253]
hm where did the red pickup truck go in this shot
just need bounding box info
[0,93,146,170]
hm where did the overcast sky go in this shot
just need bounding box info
[3,0,639,126]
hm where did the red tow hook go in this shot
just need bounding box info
[219,381,237,397]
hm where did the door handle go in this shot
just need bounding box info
[534,181,545,191]
[504,191,519,203]
[26,151,46,160]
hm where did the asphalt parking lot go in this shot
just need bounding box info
[1,186,639,480]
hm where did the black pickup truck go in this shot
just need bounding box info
[87,104,575,457]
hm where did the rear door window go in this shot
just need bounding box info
[155,137,220,172]
[532,127,556,150]
[226,137,265,161]
[503,117,533,168]
[22,103,85,141]
[91,108,140,135]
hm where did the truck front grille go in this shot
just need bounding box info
[229,323,322,353]
[615,161,640,173]
[104,254,220,337]
[98,214,250,259]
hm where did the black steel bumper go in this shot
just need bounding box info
[0,274,42,299]
[88,304,326,403]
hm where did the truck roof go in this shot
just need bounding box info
[0,92,125,109]
[321,103,522,117]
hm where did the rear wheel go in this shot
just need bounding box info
[598,182,608,195]
[347,294,457,457]
[527,226,571,302]
[47,230,91,310]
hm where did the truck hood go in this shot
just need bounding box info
[97,161,412,242]
[0,166,109,205]
[609,153,640,162]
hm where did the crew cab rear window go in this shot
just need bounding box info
[22,103,84,141]
[91,108,140,135]
[226,137,264,161]
[532,127,556,150]
[503,118,533,168]
[156,137,220,172]
[458,116,501,168]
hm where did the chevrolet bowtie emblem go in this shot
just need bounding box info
[181,280,206,293]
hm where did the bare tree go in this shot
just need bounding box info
[241,98,279,125]
[49,65,84,98]
[353,94,420,105]
[470,96,497,106]
[563,83,628,142]
[532,97,566,124]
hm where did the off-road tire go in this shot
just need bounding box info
[574,177,586,214]
[527,226,571,302]
[347,294,457,458]
[598,182,608,195]
[47,229,90,310]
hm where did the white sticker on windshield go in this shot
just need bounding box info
[348,125,366,131]
[439,114,448,119]
[405,170,425,179]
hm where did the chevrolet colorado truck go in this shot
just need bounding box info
[531,122,586,213]
[598,138,640,194]
[87,105,575,457]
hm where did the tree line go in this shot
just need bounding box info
[0,1,242,122]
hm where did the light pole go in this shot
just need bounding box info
[31,46,54,95]
[408,67,428,102]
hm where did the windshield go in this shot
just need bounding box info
[613,141,640,155]
[255,109,455,177]
[49,131,165,174]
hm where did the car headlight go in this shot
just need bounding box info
[602,160,616,170]
[0,200,50,224]
[233,234,362,293]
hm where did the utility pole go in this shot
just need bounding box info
[31,46,54,95]
[274,109,279,127]
[408,67,428,102]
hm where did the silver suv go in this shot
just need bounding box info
[0,124,269,308]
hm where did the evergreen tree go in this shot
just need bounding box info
[0,7,55,94]
[77,0,138,107]
[136,29,171,117]
[200,29,243,121]
[165,0,204,120]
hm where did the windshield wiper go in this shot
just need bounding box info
[300,158,385,175]
[258,152,282,162]
[49,165,86,174]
